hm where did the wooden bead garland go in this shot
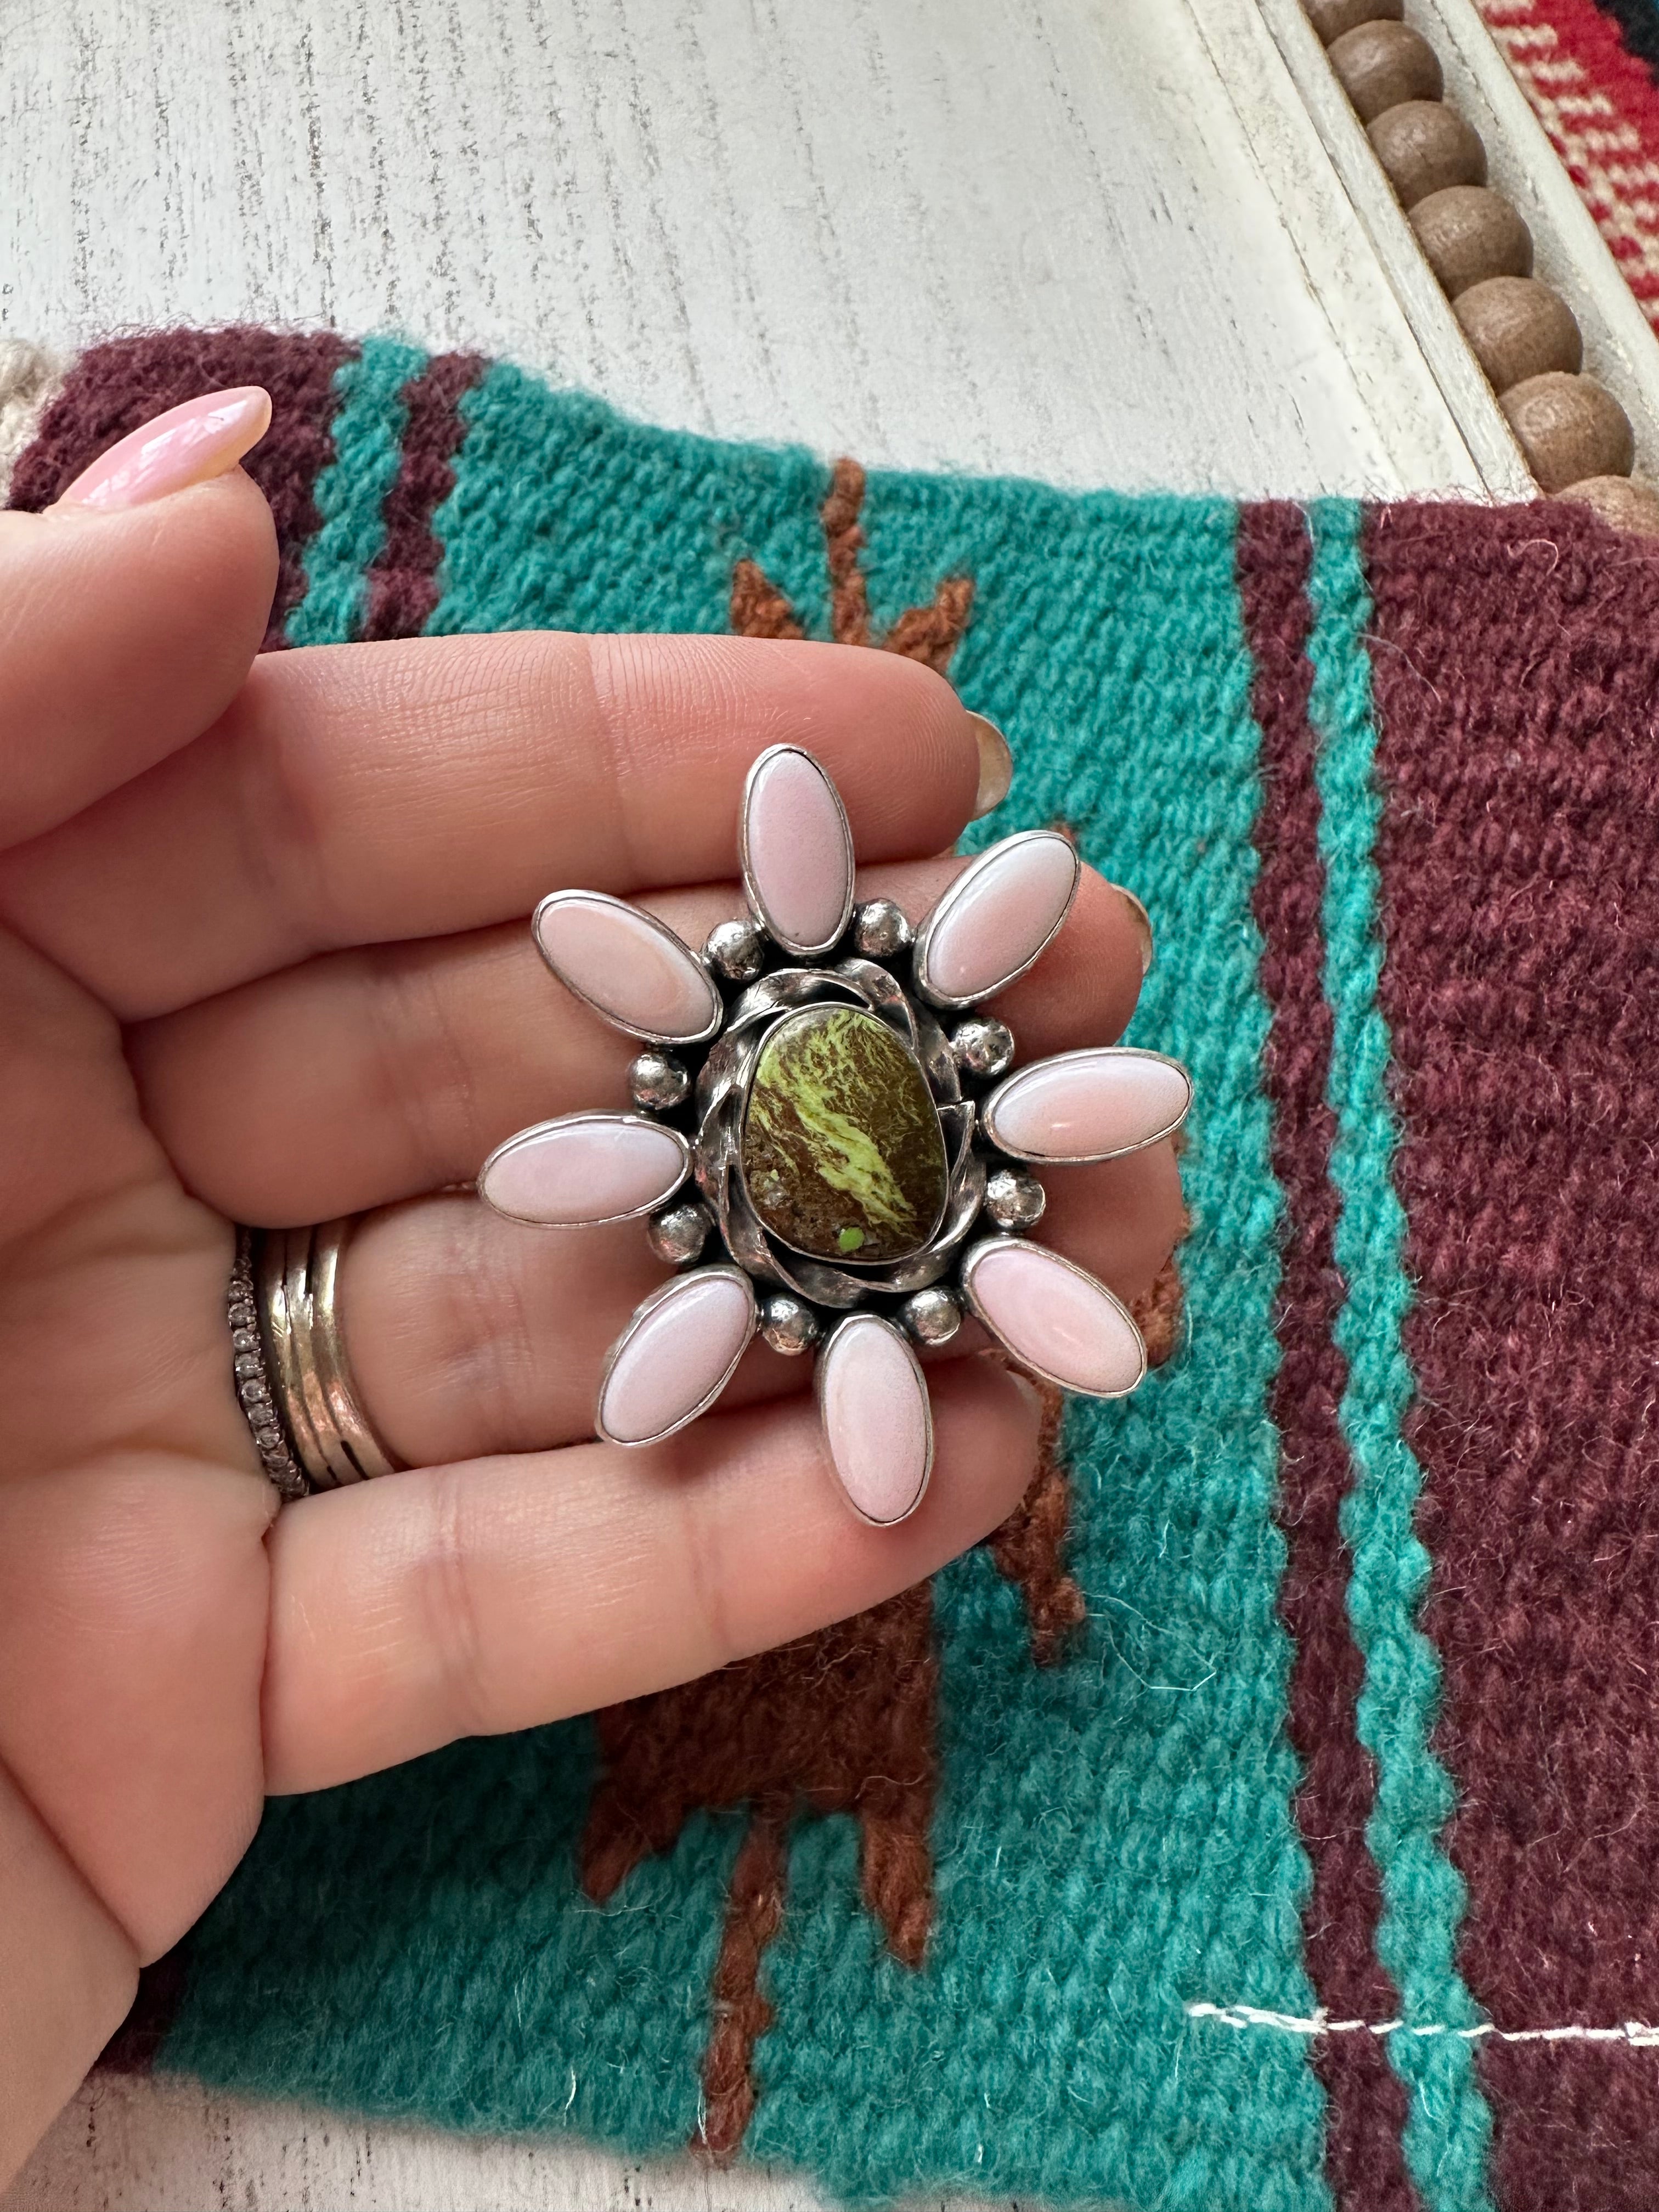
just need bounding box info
[1368,101,1486,209]
[1305,0,1651,527]
[1454,277,1582,391]
[1555,475,1659,537]
[1500,372,1635,492]
[1409,185,1532,296]
[1327,21,1443,123]
[1305,0,1402,42]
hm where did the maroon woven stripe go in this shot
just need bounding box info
[1238,502,1418,2212]
[361,351,483,641]
[7,328,355,650]
[1366,497,1659,2212]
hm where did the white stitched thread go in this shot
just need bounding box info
[1187,2001,1659,2048]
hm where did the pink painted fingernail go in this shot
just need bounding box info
[55,387,272,512]
[1115,885,1155,976]
[967,713,1014,820]
[1000,1366,1047,1421]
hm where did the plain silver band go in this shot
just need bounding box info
[255,1220,401,1488]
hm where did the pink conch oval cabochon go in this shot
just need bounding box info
[743,748,854,954]
[481,1116,689,1226]
[962,1239,1145,1397]
[917,832,1079,1003]
[535,893,720,1041]
[818,1315,932,1525]
[599,1270,757,1446]
[983,1048,1192,1162]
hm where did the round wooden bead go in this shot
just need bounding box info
[1454,276,1582,391]
[1555,475,1659,538]
[1307,0,1402,43]
[1409,185,1532,296]
[1368,99,1486,207]
[1327,21,1443,123]
[1500,373,1635,493]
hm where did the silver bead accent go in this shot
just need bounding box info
[705,916,768,983]
[851,899,912,958]
[646,1199,713,1267]
[900,1284,962,1347]
[629,1048,691,1113]
[759,1293,821,1357]
[951,1015,1016,1081]
[984,1165,1047,1232]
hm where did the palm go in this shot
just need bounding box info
[0,926,271,1959]
[0,466,1179,2162]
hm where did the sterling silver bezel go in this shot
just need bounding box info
[478,1112,693,1228]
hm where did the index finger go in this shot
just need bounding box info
[261,1356,1040,1794]
[0,632,981,1020]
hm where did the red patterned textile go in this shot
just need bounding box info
[1480,0,1659,327]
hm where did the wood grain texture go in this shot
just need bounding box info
[2,2073,995,2212]
[4,0,1491,494]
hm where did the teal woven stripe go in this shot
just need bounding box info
[1307,500,1495,2211]
[286,337,426,646]
[426,363,832,637]
[753,483,1331,2209]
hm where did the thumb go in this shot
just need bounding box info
[0,388,278,851]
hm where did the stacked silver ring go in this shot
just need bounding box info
[228,1229,308,1500]
[228,1221,402,1496]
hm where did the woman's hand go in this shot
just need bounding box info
[0,398,1181,2183]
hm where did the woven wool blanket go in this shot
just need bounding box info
[11,329,1659,2212]
[1480,0,1659,329]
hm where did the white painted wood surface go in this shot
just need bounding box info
[5,2074,997,2212]
[5,0,1496,495]
[0,0,1597,2205]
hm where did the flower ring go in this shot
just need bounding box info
[479,747,1192,1526]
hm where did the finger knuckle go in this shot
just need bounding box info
[418,1463,496,1741]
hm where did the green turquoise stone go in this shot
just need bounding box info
[741,1007,948,1265]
